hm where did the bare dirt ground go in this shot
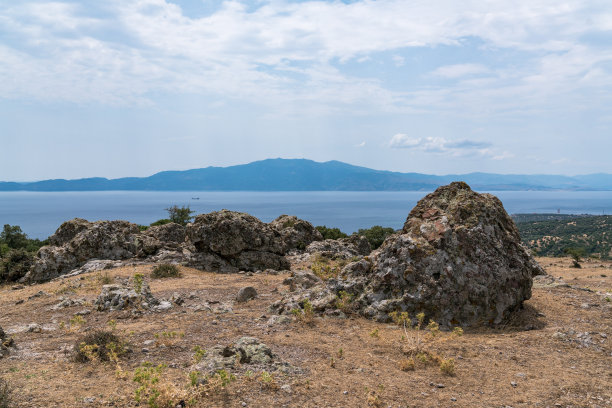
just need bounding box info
[1,257,610,408]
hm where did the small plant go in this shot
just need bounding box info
[330,357,336,368]
[107,319,117,331]
[74,330,126,363]
[398,358,415,371]
[189,371,199,387]
[151,264,181,279]
[335,290,354,314]
[370,328,380,338]
[154,331,185,347]
[133,273,145,294]
[133,362,167,407]
[439,358,455,376]
[0,377,12,408]
[259,371,278,390]
[291,299,314,325]
[68,315,86,332]
[452,327,464,336]
[427,320,440,337]
[98,271,112,285]
[337,348,344,359]
[192,346,206,363]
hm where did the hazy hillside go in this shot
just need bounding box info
[1,158,611,191]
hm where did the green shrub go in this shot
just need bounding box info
[315,225,348,240]
[355,226,395,249]
[74,330,126,363]
[151,264,181,279]
[165,205,195,226]
[0,249,33,282]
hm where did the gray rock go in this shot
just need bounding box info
[236,286,258,302]
[282,270,322,292]
[27,323,42,333]
[191,337,280,374]
[271,182,543,328]
[94,278,161,312]
[269,215,323,251]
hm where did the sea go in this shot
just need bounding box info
[0,190,611,239]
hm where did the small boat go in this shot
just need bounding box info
[192,197,200,200]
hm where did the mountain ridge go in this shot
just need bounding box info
[1,158,611,191]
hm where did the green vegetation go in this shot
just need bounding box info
[355,225,395,249]
[151,264,181,279]
[514,214,611,259]
[315,225,348,240]
[150,219,172,227]
[165,205,195,226]
[74,330,127,363]
[0,224,48,282]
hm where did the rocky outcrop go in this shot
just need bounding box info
[0,325,15,359]
[26,220,142,282]
[271,182,544,328]
[94,279,170,312]
[269,215,323,251]
[186,210,290,272]
[138,223,186,257]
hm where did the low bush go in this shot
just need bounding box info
[355,225,395,249]
[151,264,181,279]
[315,226,348,240]
[74,330,126,363]
[150,219,172,227]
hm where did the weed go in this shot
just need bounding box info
[398,358,415,371]
[133,362,167,407]
[366,390,383,407]
[97,271,112,285]
[133,273,145,294]
[330,357,336,368]
[291,299,314,325]
[67,315,86,332]
[427,320,440,337]
[192,346,206,363]
[335,290,354,314]
[74,330,126,363]
[439,358,456,376]
[151,264,181,279]
[370,328,380,338]
[107,319,117,331]
[259,371,278,390]
[337,348,344,359]
[154,331,185,347]
[452,327,464,336]
[0,378,11,408]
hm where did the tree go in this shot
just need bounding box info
[0,225,28,249]
[356,225,396,249]
[165,206,195,226]
[315,225,348,240]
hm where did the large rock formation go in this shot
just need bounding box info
[269,215,323,251]
[187,210,289,270]
[271,182,544,327]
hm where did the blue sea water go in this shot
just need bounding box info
[0,190,611,239]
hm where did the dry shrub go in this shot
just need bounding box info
[151,264,181,279]
[74,330,126,363]
[398,358,415,372]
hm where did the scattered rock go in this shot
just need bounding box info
[0,326,15,359]
[94,278,161,312]
[191,337,294,375]
[271,182,543,327]
[266,315,292,326]
[27,323,42,333]
[305,238,368,260]
[51,297,85,310]
[236,287,258,303]
[282,270,322,292]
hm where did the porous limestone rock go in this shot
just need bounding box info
[94,279,163,312]
[269,215,323,251]
[282,270,322,292]
[305,237,370,260]
[0,326,14,359]
[186,210,289,271]
[271,182,544,328]
[236,286,258,302]
[191,337,292,375]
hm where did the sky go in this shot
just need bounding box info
[1,0,612,181]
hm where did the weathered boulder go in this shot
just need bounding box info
[271,182,544,327]
[282,270,322,292]
[236,286,258,302]
[0,325,14,359]
[186,210,289,271]
[269,215,323,251]
[191,337,293,375]
[94,278,167,312]
[340,235,372,256]
[26,220,141,282]
[138,223,186,256]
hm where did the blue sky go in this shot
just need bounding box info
[1,0,611,180]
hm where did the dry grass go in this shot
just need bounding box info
[0,258,610,407]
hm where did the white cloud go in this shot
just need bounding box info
[388,134,512,160]
[0,0,611,117]
[355,141,366,147]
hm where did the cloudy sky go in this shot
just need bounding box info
[1,0,612,180]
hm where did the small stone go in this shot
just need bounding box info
[436,384,445,388]
[11,285,24,290]
[515,373,526,378]
[451,397,457,401]
[343,391,348,395]
[511,382,518,387]
[27,323,42,333]
[280,384,292,394]
[211,320,218,325]
[155,301,173,311]
[142,348,150,353]
[83,397,96,404]
[236,287,258,303]
[144,339,155,346]
[75,309,91,316]
[241,402,247,407]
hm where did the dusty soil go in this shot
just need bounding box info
[1,257,610,408]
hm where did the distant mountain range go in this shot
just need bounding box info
[1,159,611,191]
